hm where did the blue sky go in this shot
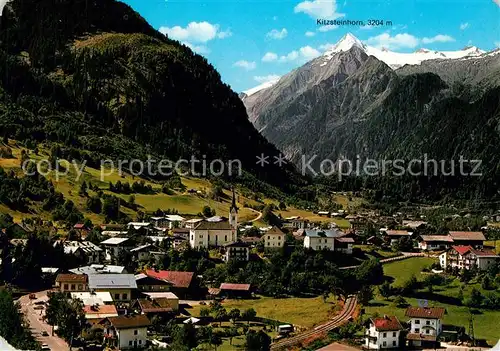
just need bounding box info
[122,0,500,92]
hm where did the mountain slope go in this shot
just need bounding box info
[0,0,306,197]
[242,33,500,201]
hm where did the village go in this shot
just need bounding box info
[1,188,499,351]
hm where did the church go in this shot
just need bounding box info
[189,189,238,249]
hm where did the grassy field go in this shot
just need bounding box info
[364,257,500,345]
[485,240,500,254]
[189,295,339,329]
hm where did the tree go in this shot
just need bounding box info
[228,326,239,345]
[202,206,215,217]
[358,285,374,305]
[464,288,483,308]
[242,308,257,325]
[200,307,211,317]
[392,296,408,308]
[378,281,393,300]
[214,306,227,327]
[393,236,414,252]
[481,275,493,290]
[402,274,419,295]
[0,290,38,350]
[46,292,87,343]
[228,308,241,324]
[245,330,271,351]
[79,181,87,196]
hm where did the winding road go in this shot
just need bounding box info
[270,296,358,350]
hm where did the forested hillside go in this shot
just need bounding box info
[0,0,306,200]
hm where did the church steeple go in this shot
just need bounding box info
[229,187,238,241]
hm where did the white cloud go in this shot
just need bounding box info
[233,60,257,70]
[254,74,281,83]
[294,0,344,20]
[278,46,321,63]
[262,52,278,62]
[459,22,469,30]
[421,34,455,44]
[160,21,231,43]
[218,28,233,39]
[266,28,288,40]
[305,31,316,37]
[318,25,338,32]
[493,0,500,6]
[318,43,335,51]
[184,42,211,55]
[365,33,420,49]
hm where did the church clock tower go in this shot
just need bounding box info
[229,187,238,241]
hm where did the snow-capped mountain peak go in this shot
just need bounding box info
[242,77,280,97]
[324,33,366,58]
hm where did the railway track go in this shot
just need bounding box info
[270,296,358,350]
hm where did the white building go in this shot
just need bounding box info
[100,237,132,262]
[189,189,238,249]
[55,240,103,264]
[364,315,403,349]
[224,241,250,261]
[263,226,286,249]
[102,315,150,349]
[405,307,445,348]
[439,246,499,271]
[303,229,344,251]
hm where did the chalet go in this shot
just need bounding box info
[55,274,88,292]
[334,236,354,254]
[383,230,412,246]
[101,315,150,350]
[405,307,445,348]
[172,228,190,239]
[132,294,179,316]
[135,273,173,292]
[56,241,103,264]
[263,226,286,249]
[439,246,499,271]
[87,274,137,302]
[143,270,195,298]
[224,241,250,261]
[150,215,186,229]
[219,283,252,298]
[364,315,404,350]
[130,244,163,262]
[448,231,485,248]
[303,229,344,251]
[241,236,261,246]
[184,218,203,229]
[418,235,454,251]
[100,237,133,262]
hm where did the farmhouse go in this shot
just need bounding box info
[56,240,103,264]
[303,229,344,251]
[418,235,454,251]
[448,231,485,248]
[55,273,88,292]
[219,283,252,298]
[224,241,250,261]
[87,274,137,302]
[100,237,133,262]
[364,315,403,349]
[405,307,445,348]
[101,315,150,350]
[143,270,196,298]
[263,226,286,248]
[383,230,412,246]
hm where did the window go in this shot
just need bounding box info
[415,320,420,324]
[78,284,83,290]
[415,328,420,333]
[129,341,132,346]
[114,293,120,300]
[122,293,128,300]
[63,284,68,290]
[426,329,430,334]
[383,333,387,338]
[426,321,430,325]
[268,236,270,240]
[199,235,203,239]
[225,235,227,241]
[139,340,142,344]
[134,330,138,335]
[393,332,396,337]
[191,235,194,240]
[393,341,396,346]
[383,341,387,347]
[70,284,76,290]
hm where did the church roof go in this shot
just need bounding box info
[230,187,238,213]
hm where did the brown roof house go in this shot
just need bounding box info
[219,283,252,298]
[101,314,151,350]
[132,293,179,317]
[448,231,486,248]
[55,274,88,293]
[142,269,197,298]
[364,315,404,349]
[406,307,446,348]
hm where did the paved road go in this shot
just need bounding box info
[340,252,426,270]
[18,290,70,351]
[248,208,263,222]
[270,296,358,350]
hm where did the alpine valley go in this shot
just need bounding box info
[242,33,500,202]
